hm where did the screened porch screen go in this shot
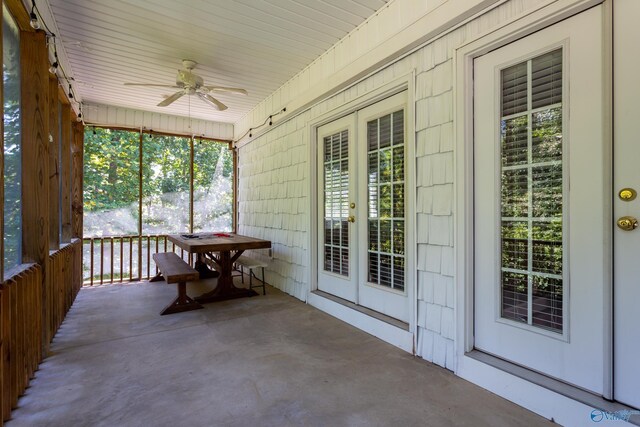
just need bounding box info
[500,48,564,332]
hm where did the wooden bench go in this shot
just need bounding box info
[150,252,203,315]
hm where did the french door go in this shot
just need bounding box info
[473,7,607,393]
[613,0,640,409]
[317,92,410,322]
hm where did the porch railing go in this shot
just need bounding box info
[82,235,192,285]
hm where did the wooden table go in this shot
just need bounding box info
[167,233,271,303]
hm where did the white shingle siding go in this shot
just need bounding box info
[237,112,310,302]
[237,0,550,370]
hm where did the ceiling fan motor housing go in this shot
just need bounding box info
[177,69,203,89]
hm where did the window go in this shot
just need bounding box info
[322,130,349,276]
[367,110,405,291]
[83,129,234,281]
[142,133,190,235]
[193,139,233,233]
[3,4,21,276]
[500,48,563,332]
[83,128,233,233]
[83,128,140,237]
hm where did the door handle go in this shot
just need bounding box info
[347,216,355,223]
[617,216,638,231]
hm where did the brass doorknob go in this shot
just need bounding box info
[347,216,355,223]
[617,216,638,231]
[619,188,637,201]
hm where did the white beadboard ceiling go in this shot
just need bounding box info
[43,0,390,125]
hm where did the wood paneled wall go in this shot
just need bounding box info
[46,241,82,344]
[20,30,50,268]
[0,264,43,423]
[71,122,84,238]
[60,99,72,243]
[48,77,60,249]
[0,241,81,424]
[0,3,83,422]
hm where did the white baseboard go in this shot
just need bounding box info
[456,355,636,427]
[308,291,414,353]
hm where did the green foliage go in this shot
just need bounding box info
[3,12,22,271]
[83,127,233,237]
[84,128,139,212]
[500,107,564,297]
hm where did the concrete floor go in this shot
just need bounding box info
[7,279,554,427]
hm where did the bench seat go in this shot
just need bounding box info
[151,252,203,315]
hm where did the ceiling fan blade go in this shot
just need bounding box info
[157,91,185,107]
[124,83,181,88]
[198,92,228,111]
[202,86,248,96]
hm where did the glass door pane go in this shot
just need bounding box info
[323,130,349,276]
[499,49,564,333]
[367,110,405,291]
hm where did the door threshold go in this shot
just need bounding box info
[312,290,408,330]
[466,350,640,425]
[309,290,413,353]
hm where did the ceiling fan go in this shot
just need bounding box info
[124,59,247,111]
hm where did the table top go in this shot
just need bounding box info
[167,233,271,253]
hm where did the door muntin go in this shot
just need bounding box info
[498,48,566,335]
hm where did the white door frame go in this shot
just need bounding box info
[454,0,612,400]
[307,74,418,350]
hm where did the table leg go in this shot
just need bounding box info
[195,250,258,303]
[194,254,220,279]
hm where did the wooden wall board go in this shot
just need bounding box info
[48,76,60,249]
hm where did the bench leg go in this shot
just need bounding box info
[248,267,266,295]
[149,272,164,282]
[160,281,204,315]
